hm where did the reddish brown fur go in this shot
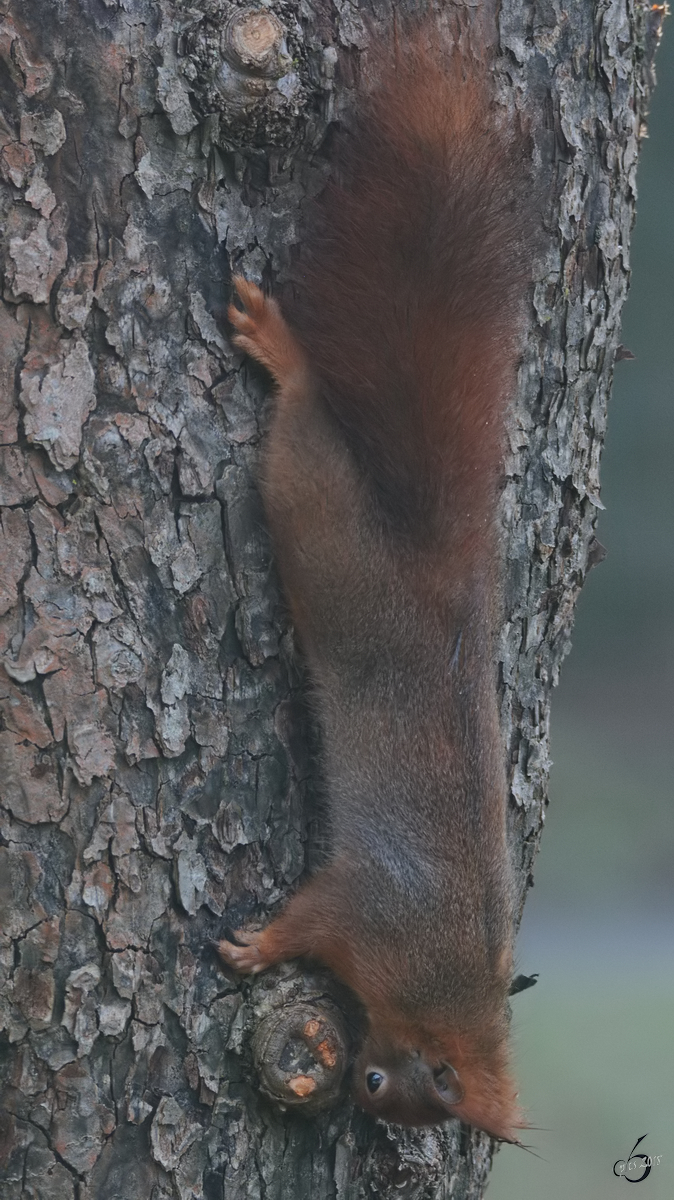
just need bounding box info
[219,24,536,1143]
[285,33,532,562]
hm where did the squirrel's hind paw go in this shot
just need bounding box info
[228,276,306,387]
[228,277,266,339]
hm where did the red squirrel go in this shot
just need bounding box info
[218,24,536,1142]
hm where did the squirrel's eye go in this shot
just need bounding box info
[366,1071,385,1093]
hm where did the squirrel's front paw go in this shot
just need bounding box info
[215,929,268,975]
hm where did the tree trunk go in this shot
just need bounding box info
[0,0,663,1196]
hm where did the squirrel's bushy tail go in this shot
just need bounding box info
[286,30,534,553]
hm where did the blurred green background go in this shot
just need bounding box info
[491,19,674,1200]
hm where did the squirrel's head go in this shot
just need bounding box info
[353,1027,522,1140]
[353,1036,464,1126]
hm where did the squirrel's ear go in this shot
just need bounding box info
[432,1062,464,1107]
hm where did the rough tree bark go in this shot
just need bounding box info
[0,0,664,1196]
